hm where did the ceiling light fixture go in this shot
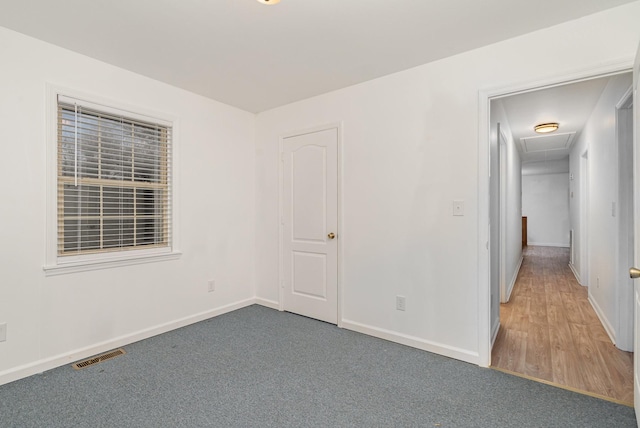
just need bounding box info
[534,122,559,133]
[257,0,280,4]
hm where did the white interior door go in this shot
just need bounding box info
[631,41,640,424]
[282,127,338,324]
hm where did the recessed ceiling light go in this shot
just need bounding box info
[257,0,280,4]
[534,122,559,133]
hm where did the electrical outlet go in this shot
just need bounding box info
[208,280,215,292]
[0,323,6,342]
[396,295,406,311]
[596,277,600,288]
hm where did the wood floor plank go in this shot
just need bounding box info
[524,321,552,381]
[508,297,530,333]
[491,246,634,405]
[560,292,585,324]
[550,348,586,390]
[496,329,527,373]
[568,322,616,397]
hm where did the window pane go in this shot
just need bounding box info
[63,219,100,251]
[137,217,162,245]
[63,184,100,217]
[77,114,100,179]
[103,187,134,216]
[60,110,76,177]
[101,120,132,180]
[133,125,163,183]
[136,188,160,215]
[103,219,135,248]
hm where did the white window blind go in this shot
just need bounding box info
[57,96,172,256]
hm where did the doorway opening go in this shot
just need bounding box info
[486,72,634,404]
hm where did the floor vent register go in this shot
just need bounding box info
[71,348,126,370]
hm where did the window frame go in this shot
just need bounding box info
[44,85,181,275]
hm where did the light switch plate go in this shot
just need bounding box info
[0,323,6,342]
[453,200,464,216]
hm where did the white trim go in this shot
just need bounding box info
[615,89,634,352]
[527,242,570,248]
[43,251,182,276]
[484,57,635,101]
[478,85,492,368]
[278,132,284,312]
[341,319,479,364]
[580,150,590,287]
[505,255,523,303]
[337,122,344,328]
[499,126,508,303]
[278,122,344,325]
[44,83,181,273]
[491,317,501,347]
[0,298,255,387]
[255,298,280,310]
[615,86,634,109]
[568,263,582,285]
[477,57,634,368]
[588,293,616,345]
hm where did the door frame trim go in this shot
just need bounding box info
[477,58,634,367]
[278,122,344,327]
[616,86,634,352]
[498,126,508,303]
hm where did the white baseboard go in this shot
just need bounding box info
[588,294,616,344]
[568,263,582,285]
[341,319,479,365]
[491,317,500,347]
[504,255,523,303]
[255,297,279,310]
[0,298,256,387]
[527,242,570,248]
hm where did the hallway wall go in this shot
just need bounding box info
[569,73,633,341]
[522,172,570,247]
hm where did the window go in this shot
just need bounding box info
[45,89,179,274]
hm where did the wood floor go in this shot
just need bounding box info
[491,246,634,405]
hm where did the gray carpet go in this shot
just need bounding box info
[0,305,636,427]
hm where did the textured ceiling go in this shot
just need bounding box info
[0,0,635,112]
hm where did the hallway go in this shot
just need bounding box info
[491,246,634,405]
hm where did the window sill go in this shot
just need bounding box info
[43,251,182,276]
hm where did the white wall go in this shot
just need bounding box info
[522,159,570,175]
[569,73,633,340]
[522,173,570,247]
[0,27,256,384]
[255,3,640,363]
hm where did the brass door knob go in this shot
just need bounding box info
[327,233,336,240]
[630,267,640,279]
